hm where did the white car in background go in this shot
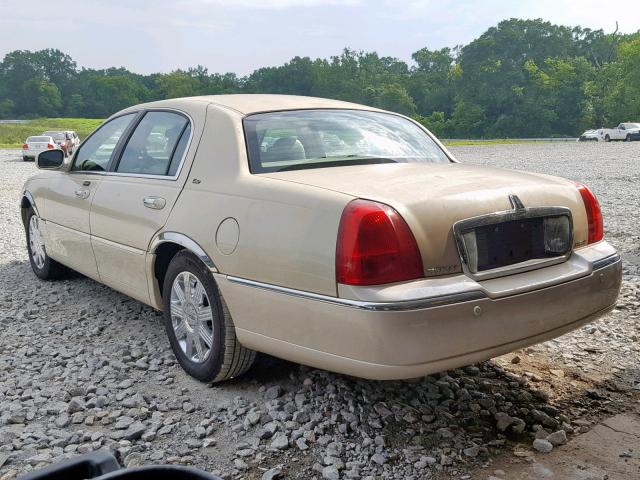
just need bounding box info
[22,136,55,162]
[577,129,603,142]
[601,123,640,142]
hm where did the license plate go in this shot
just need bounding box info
[460,215,571,273]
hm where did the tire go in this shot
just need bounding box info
[604,135,611,142]
[626,134,631,142]
[25,207,69,280]
[23,156,28,162]
[162,250,256,382]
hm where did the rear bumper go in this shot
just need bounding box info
[217,242,622,380]
[23,149,42,158]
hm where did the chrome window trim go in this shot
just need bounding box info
[452,206,574,281]
[226,276,486,311]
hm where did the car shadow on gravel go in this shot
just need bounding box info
[238,354,640,478]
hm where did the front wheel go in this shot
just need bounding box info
[25,208,68,280]
[626,134,632,142]
[604,135,611,142]
[162,250,256,383]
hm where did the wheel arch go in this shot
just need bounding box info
[149,232,218,308]
[20,191,39,227]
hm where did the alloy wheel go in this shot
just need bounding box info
[29,215,46,270]
[170,271,214,363]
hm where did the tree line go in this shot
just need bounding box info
[0,18,638,138]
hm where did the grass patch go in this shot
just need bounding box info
[0,118,104,147]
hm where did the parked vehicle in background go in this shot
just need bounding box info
[22,95,621,383]
[578,129,603,142]
[66,130,80,149]
[601,123,640,142]
[22,135,55,161]
[42,130,73,156]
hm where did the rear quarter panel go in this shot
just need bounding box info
[162,105,353,296]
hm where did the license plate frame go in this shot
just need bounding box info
[453,206,573,280]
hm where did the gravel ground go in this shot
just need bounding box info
[0,143,638,480]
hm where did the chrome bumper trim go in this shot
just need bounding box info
[227,276,486,311]
[227,251,620,312]
[592,253,621,271]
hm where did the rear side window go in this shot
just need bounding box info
[116,111,190,176]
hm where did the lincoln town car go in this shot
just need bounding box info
[22,95,622,383]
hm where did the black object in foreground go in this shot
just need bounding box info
[19,451,221,480]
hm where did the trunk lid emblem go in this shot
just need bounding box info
[509,194,525,211]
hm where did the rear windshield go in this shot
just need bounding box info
[27,136,51,142]
[243,109,450,173]
[43,131,65,140]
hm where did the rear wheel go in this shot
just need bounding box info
[25,208,68,280]
[162,250,255,383]
[23,156,28,162]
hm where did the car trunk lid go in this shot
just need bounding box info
[262,162,589,277]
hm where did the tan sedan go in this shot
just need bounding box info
[22,95,622,383]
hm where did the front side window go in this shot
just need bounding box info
[243,109,450,173]
[72,114,136,172]
[116,111,190,176]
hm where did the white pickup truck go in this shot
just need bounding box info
[602,122,640,142]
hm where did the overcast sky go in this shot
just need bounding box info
[1,0,638,75]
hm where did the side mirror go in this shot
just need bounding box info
[37,149,65,170]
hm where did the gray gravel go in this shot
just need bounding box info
[0,143,638,480]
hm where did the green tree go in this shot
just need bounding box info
[602,39,640,122]
[409,47,456,117]
[22,77,62,117]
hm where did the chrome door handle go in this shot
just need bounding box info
[74,189,90,199]
[143,196,166,210]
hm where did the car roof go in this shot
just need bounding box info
[120,94,383,116]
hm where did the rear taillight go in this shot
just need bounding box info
[22,143,28,149]
[47,143,54,149]
[336,199,423,286]
[575,182,603,244]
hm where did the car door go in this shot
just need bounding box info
[90,110,195,303]
[43,113,138,279]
